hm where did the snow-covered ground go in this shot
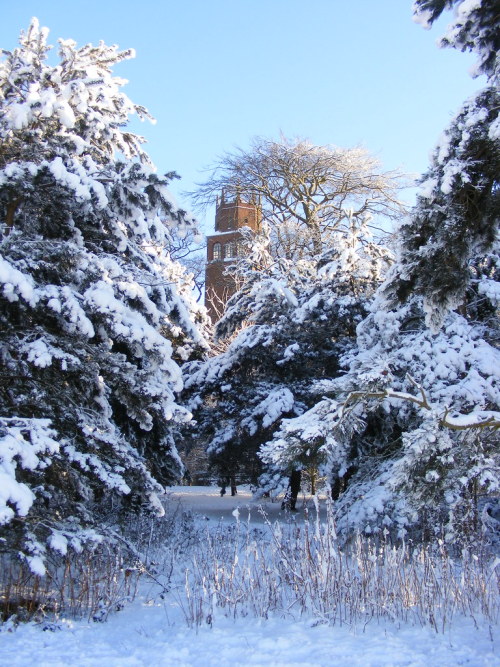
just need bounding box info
[167,484,327,525]
[1,597,498,667]
[1,486,499,666]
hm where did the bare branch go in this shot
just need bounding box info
[189,135,409,261]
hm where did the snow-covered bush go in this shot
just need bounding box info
[0,20,208,568]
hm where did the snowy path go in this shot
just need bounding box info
[0,487,499,666]
[168,485,326,525]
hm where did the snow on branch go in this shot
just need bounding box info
[342,374,500,431]
[0,417,59,526]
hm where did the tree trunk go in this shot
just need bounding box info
[310,470,316,496]
[310,223,322,256]
[230,475,237,496]
[289,469,301,510]
[4,198,20,234]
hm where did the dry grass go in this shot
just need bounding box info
[1,496,498,634]
[175,499,500,632]
[0,499,195,626]
[0,545,140,625]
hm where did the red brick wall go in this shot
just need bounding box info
[205,257,240,322]
[215,197,261,233]
[207,230,243,261]
[205,197,261,321]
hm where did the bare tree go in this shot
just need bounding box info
[176,249,206,302]
[191,136,407,259]
[167,228,206,302]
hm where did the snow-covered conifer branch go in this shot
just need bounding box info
[342,376,500,431]
[0,18,210,568]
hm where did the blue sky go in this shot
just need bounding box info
[0,0,482,232]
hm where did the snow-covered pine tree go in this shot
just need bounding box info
[261,269,500,542]
[322,295,498,543]
[259,0,500,544]
[0,19,208,571]
[183,215,391,497]
[383,0,499,331]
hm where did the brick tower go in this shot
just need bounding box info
[205,192,261,321]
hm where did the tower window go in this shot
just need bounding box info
[213,242,222,260]
[224,242,237,259]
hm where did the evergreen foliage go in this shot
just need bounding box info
[0,20,208,570]
[413,0,499,80]
[387,0,499,331]
[261,295,499,543]
[260,0,500,544]
[183,217,391,491]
